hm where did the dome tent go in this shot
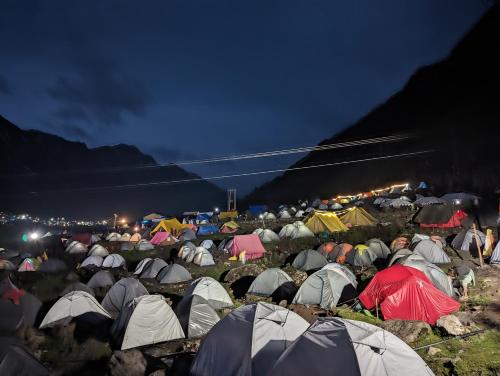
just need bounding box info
[190,302,308,376]
[247,268,294,297]
[411,239,450,264]
[183,277,233,310]
[253,228,280,243]
[157,264,192,284]
[60,282,95,297]
[175,294,220,338]
[193,247,216,266]
[139,258,168,279]
[87,270,115,290]
[292,250,328,271]
[88,244,109,257]
[80,255,103,269]
[39,291,111,329]
[292,268,357,309]
[102,254,126,269]
[269,318,434,376]
[101,278,149,318]
[111,294,184,350]
[133,258,153,275]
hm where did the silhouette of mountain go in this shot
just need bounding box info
[248,5,500,205]
[0,115,225,219]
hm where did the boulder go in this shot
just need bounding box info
[436,315,467,336]
[109,349,147,376]
[379,320,432,344]
[224,264,265,284]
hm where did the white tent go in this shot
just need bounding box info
[183,277,233,309]
[102,254,126,269]
[39,291,110,329]
[253,228,280,243]
[88,244,109,257]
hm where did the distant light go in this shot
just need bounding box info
[30,232,39,240]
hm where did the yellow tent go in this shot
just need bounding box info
[150,218,188,235]
[219,210,238,220]
[304,210,348,233]
[340,207,377,226]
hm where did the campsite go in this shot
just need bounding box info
[1,184,500,375]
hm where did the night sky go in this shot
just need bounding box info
[0,1,488,194]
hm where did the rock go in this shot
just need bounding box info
[109,349,147,376]
[427,347,442,356]
[379,320,432,344]
[436,315,467,336]
[224,264,266,284]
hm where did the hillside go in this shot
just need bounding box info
[0,115,225,219]
[248,6,500,204]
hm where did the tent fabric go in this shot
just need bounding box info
[157,264,192,284]
[279,221,315,239]
[183,277,233,310]
[101,278,149,318]
[175,295,220,338]
[304,211,349,233]
[61,282,95,297]
[228,234,266,260]
[193,247,216,266]
[293,268,356,309]
[38,258,68,273]
[414,206,467,228]
[112,294,184,350]
[102,254,126,269]
[247,268,293,297]
[340,208,377,227]
[197,225,219,236]
[190,302,309,376]
[253,228,280,243]
[270,318,434,376]
[0,337,49,376]
[87,271,115,290]
[133,258,153,275]
[140,258,168,279]
[39,291,111,329]
[292,250,328,271]
[411,240,451,264]
[88,244,109,257]
[359,265,460,324]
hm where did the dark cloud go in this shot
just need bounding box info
[0,74,13,95]
[47,59,151,126]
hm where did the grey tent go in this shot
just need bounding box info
[411,240,451,264]
[0,337,48,376]
[140,258,168,279]
[292,250,328,271]
[87,270,115,289]
[101,278,149,318]
[292,268,357,309]
[270,318,434,376]
[133,258,153,275]
[393,254,454,297]
[247,268,293,297]
[175,294,220,338]
[38,258,68,273]
[61,282,95,297]
[157,264,192,284]
[190,302,309,376]
[366,239,391,259]
[183,277,233,310]
[179,228,197,242]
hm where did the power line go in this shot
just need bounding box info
[23,150,432,195]
[3,134,412,177]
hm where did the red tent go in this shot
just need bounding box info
[359,265,460,324]
[228,234,266,260]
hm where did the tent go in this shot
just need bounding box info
[140,258,168,279]
[133,258,153,275]
[150,218,189,235]
[87,271,115,290]
[39,291,111,329]
[80,255,103,269]
[136,239,154,251]
[193,247,216,266]
[304,211,348,233]
[179,228,197,242]
[101,278,149,318]
[247,268,294,297]
[292,250,328,271]
[228,234,266,260]
[175,295,220,338]
[451,229,486,252]
[340,207,377,227]
[220,221,239,234]
[253,228,280,243]
[269,318,434,376]
[365,238,391,259]
[157,264,192,284]
[66,241,87,254]
[345,245,378,267]
[106,232,121,242]
[0,337,48,376]
[414,205,467,228]
[130,233,141,242]
[88,244,109,257]
[102,254,126,269]
[190,302,308,376]
[197,225,219,236]
[60,282,95,297]
[111,294,184,350]
[359,265,460,324]
[38,258,68,273]
[293,268,357,309]
[183,277,233,309]
[18,258,39,272]
[279,221,315,239]
[411,240,451,264]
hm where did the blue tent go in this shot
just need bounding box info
[248,205,268,217]
[197,225,219,236]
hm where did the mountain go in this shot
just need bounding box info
[0,115,225,219]
[248,6,500,205]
